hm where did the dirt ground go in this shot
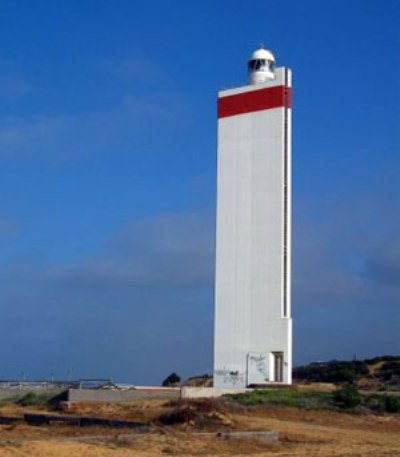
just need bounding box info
[0,399,399,456]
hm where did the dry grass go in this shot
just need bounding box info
[295,382,336,392]
[58,398,168,421]
[0,398,399,456]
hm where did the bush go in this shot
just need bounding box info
[363,394,384,412]
[227,388,332,409]
[162,372,181,387]
[365,355,399,364]
[384,395,400,413]
[158,399,226,426]
[158,405,196,425]
[18,392,37,406]
[379,362,400,381]
[293,360,368,384]
[333,384,361,409]
[17,391,53,407]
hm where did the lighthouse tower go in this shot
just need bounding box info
[214,46,292,388]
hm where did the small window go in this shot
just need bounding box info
[248,60,256,71]
[249,59,267,71]
[248,59,275,73]
[269,60,276,72]
[258,59,267,70]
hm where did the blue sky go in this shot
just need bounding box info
[0,0,398,384]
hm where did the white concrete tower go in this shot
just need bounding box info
[214,45,292,388]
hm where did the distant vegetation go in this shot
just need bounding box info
[293,360,368,383]
[161,373,213,387]
[162,372,181,387]
[333,384,361,409]
[17,391,56,407]
[293,355,400,389]
[227,388,332,409]
[225,355,400,414]
[227,386,400,413]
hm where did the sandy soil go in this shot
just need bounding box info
[0,400,399,456]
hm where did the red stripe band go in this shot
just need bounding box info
[218,85,291,118]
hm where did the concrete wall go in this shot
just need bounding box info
[181,387,249,399]
[67,388,180,403]
[0,388,64,400]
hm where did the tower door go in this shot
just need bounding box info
[246,352,268,386]
[272,352,284,382]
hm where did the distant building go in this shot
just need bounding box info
[214,45,292,388]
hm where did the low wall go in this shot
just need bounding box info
[0,388,65,401]
[200,430,279,443]
[1,386,250,402]
[181,387,249,399]
[67,387,180,403]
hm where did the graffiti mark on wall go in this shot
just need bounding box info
[247,352,269,383]
[215,368,245,386]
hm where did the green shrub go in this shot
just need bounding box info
[18,392,37,406]
[365,355,399,364]
[229,389,300,406]
[378,362,400,381]
[384,395,400,413]
[162,372,181,387]
[333,384,361,409]
[227,388,332,409]
[293,360,368,383]
[17,391,53,407]
[363,394,385,412]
